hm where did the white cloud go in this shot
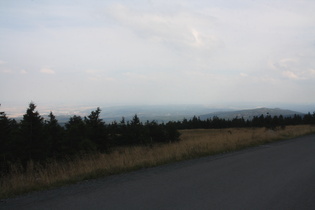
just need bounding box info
[1,0,315,106]
[40,68,55,74]
[278,58,299,69]
[123,72,148,80]
[20,69,27,74]
[0,69,13,74]
[86,69,100,74]
[85,69,115,82]
[106,4,222,52]
[87,76,115,82]
[282,71,301,80]
[88,77,99,81]
[269,56,315,80]
[240,73,248,77]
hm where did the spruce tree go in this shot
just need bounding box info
[0,105,13,166]
[65,115,88,154]
[19,102,47,162]
[84,107,108,152]
[44,112,64,157]
[128,114,149,145]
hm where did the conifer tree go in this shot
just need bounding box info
[65,115,88,153]
[0,105,13,164]
[128,114,148,144]
[19,102,47,162]
[44,112,64,157]
[84,107,108,152]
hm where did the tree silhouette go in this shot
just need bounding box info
[44,112,64,157]
[0,105,16,168]
[127,114,148,145]
[18,102,47,162]
[84,108,108,152]
[65,115,91,154]
[3,101,315,173]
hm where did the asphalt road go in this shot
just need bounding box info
[1,134,315,210]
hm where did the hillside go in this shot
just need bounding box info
[13,106,307,124]
[88,105,232,123]
[199,108,305,121]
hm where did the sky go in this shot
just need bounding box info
[1,0,315,114]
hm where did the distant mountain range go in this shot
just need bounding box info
[74,106,305,123]
[13,105,308,124]
[34,105,231,125]
[199,108,305,121]
[97,105,232,123]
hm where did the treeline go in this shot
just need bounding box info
[0,103,180,171]
[167,112,315,130]
[1,103,315,172]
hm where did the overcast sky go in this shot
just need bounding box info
[1,0,315,112]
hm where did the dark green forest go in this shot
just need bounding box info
[0,103,180,172]
[1,102,315,173]
[170,111,315,130]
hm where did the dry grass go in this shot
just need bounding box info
[1,125,315,199]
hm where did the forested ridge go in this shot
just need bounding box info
[171,111,315,130]
[1,102,315,173]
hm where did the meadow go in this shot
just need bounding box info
[1,125,315,199]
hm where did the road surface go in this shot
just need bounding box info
[1,134,315,210]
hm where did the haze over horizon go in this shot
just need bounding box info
[1,0,315,115]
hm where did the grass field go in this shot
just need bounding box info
[1,125,315,199]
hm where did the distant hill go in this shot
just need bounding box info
[30,105,233,125]
[199,108,305,121]
[98,105,232,123]
[12,106,307,125]
[12,105,231,124]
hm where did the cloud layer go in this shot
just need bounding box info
[40,68,55,74]
[1,0,315,107]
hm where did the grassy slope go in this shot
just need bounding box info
[1,125,315,199]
